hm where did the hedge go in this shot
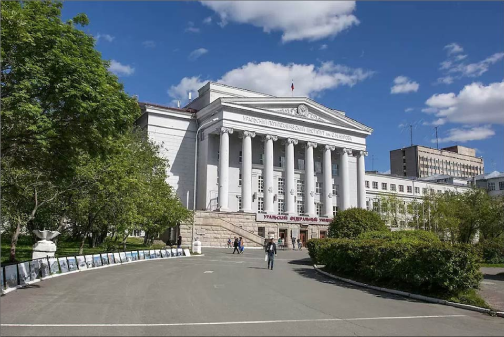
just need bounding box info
[328,208,388,239]
[307,238,482,294]
[476,238,504,264]
[358,230,440,243]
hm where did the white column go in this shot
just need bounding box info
[240,131,255,212]
[218,127,233,211]
[340,148,351,210]
[323,145,335,217]
[263,134,277,214]
[304,142,317,216]
[284,138,298,215]
[357,150,368,209]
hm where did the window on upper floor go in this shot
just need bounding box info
[332,163,339,176]
[316,182,323,194]
[333,206,338,216]
[297,180,304,197]
[278,178,285,195]
[499,182,504,190]
[258,176,264,193]
[279,156,285,168]
[238,173,242,186]
[298,159,305,171]
[390,184,396,191]
[333,184,338,196]
[488,182,496,191]
[238,196,242,210]
[315,161,322,174]
[316,203,322,216]
[260,153,264,165]
[297,200,304,214]
[407,186,412,193]
[422,188,427,195]
[415,187,420,194]
[399,185,404,192]
[239,151,242,163]
[372,182,378,189]
[365,181,370,188]
[382,183,387,190]
[258,197,264,212]
[277,199,284,214]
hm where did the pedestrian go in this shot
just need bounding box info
[240,237,245,254]
[227,238,232,248]
[177,235,182,249]
[292,237,296,250]
[297,238,302,251]
[265,238,277,270]
[233,237,240,254]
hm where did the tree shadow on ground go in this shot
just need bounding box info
[483,273,504,281]
[289,257,418,304]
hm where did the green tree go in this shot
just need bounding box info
[329,208,388,239]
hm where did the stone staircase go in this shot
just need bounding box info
[215,217,265,246]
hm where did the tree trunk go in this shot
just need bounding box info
[9,219,22,262]
[78,232,87,255]
[143,232,149,245]
[122,234,128,251]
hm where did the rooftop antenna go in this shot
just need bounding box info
[435,126,439,150]
[410,124,413,147]
[177,100,181,108]
[188,92,192,101]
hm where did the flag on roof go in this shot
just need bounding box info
[291,82,294,91]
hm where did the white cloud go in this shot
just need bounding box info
[405,107,414,112]
[390,76,419,94]
[448,52,504,77]
[434,125,495,143]
[203,16,212,24]
[380,169,391,174]
[188,48,209,61]
[455,54,467,61]
[108,60,135,76]
[436,76,454,85]
[142,40,156,48]
[168,61,374,104]
[185,21,200,33]
[421,107,438,114]
[201,1,359,42]
[423,81,504,126]
[95,33,115,43]
[167,76,207,104]
[444,42,463,55]
[320,44,328,50]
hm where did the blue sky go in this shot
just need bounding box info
[62,1,504,173]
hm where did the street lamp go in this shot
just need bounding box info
[192,117,220,243]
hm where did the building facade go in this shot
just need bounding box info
[474,171,504,197]
[390,145,484,178]
[137,82,473,247]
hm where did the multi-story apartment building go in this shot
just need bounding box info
[390,145,484,178]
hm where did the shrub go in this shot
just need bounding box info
[476,238,504,264]
[329,208,388,239]
[309,238,482,295]
[358,230,440,243]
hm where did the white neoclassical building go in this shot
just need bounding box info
[137,82,467,247]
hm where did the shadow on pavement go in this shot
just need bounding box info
[289,258,415,304]
[483,273,504,281]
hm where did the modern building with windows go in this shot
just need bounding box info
[474,171,504,197]
[137,82,473,247]
[390,145,484,178]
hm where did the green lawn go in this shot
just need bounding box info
[1,235,165,265]
[480,263,504,268]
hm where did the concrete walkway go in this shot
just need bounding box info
[1,249,503,336]
[479,267,504,312]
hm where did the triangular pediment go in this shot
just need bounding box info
[221,98,371,134]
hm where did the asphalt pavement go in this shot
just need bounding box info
[1,248,503,336]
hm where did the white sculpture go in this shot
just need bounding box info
[32,230,60,260]
[192,237,202,254]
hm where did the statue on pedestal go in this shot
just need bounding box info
[32,230,60,260]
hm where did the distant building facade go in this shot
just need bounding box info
[474,171,504,197]
[390,145,484,178]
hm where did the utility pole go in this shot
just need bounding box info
[435,126,439,150]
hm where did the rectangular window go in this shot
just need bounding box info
[415,187,420,194]
[373,201,379,212]
[279,156,285,168]
[238,173,242,186]
[316,182,322,194]
[238,196,242,210]
[407,186,412,193]
[297,200,304,214]
[365,181,370,188]
[399,185,404,192]
[260,153,264,165]
[239,151,242,163]
[372,182,378,189]
[297,180,304,197]
[332,163,339,176]
[333,206,338,216]
[488,182,496,191]
[278,199,285,213]
[499,182,504,190]
[390,184,396,191]
[258,197,264,212]
[315,161,322,174]
[332,184,338,196]
[278,178,285,195]
[422,188,427,195]
[258,176,264,193]
[297,159,305,171]
[382,183,387,190]
[316,203,322,216]
[258,227,265,238]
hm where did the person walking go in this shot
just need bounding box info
[239,237,245,254]
[265,238,277,270]
[177,236,182,249]
[292,237,296,250]
[227,238,232,249]
[297,238,302,251]
[233,237,240,254]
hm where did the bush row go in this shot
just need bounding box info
[358,230,440,243]
[307,237,482,294]
[476,238,504,264]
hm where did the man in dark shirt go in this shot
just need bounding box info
[233,237,240,254]
[265,238,277,270]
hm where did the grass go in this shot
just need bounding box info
[480,263,504,268]
[320,267,491,310]
[1,235,165,265]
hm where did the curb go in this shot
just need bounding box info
[313,264,500,317]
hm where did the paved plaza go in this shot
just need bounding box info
[1,249,503,336]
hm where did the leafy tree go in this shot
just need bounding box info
[329,208,388,239]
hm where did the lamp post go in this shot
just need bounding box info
[192,117,220,243]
